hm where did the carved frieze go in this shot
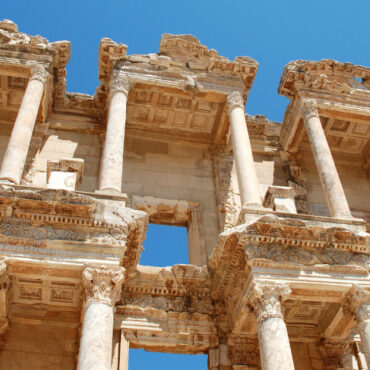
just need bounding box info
[279,59,370,99]
[0,188,147,270]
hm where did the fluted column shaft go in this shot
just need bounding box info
[300,99,352,219]
[0,66,48,184]
[227,92,262,208]
[99,73,129,193]
[249,283,294,370]
[77,266,125,370]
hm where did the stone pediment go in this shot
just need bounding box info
[278,59,370,99]
[0,187,147,272]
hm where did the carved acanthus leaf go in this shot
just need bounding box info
[248,282,291,323]
[300,99,319,120]
[110,72,129,96]
[30,65,49,84]
[82,266,125,306]
[227,91,244,111]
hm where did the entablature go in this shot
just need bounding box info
[279,60,370,157]
[0,186,147,272]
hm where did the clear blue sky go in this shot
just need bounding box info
[2,0,369,122]
[2,1,369,368]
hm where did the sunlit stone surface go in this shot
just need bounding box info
[0,19,369,370]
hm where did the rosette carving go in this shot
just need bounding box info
[30,65,49,84]
[227,91,244,111]
[82,266,125,306]
[248,283,291,323]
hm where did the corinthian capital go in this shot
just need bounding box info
[343,285,370,323]
[82,266,125,307]
[227,91,244,111]
[300,99,319,120]
[110,72,129,96]
[248,282,291,323]
[30,65,49,84]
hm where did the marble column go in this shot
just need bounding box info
[0,66,48,185]
[119,331,129,370]
[249,283,294,370]
[99,73,129,193]
[77,266,125,370]
[227,92,262,208]
[343,286,370,367]
[300,99,352,219]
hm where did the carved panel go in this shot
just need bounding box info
[127,86,219,136]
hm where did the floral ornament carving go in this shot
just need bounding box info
[300,99,319,120]
[343,285,370,323]
[248,283,291,323]
[30,65,49,84]
[82,266,125,307]
[227,91,244,111]
[110,72,130,96]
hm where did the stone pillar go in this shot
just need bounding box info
[0,65,48,185]
[77,266,125,370]
[227,92,262,208]
[119,331,129,370]
[343,286,370,367]
[300,99,352,219]
[248,283,294,370]
[99,73,129,193]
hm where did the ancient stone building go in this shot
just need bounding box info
[0,18,368,369]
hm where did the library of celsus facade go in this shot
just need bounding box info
[0,18,369,369]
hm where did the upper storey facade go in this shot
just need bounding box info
[0,19,369,370]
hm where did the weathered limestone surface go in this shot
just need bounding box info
[249,283,294,370]
[0,66,48,185]
[78,266,125,370]
[227,92,262,208]
[0,19,368,370]
[300,99,353,219]
[99,73,129,194]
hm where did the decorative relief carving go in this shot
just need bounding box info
[230,336,260,367]
[245,243,369,270]
[279,59,370,99]
[300,99,319,121]
[212,145,241,230]
[319,340,347,370]
[248,283,291,323]
[82,266,125,306]
[343,285,370,323]
[227,91,244,111]
[110,72,129,96]
[29,65,49,84]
